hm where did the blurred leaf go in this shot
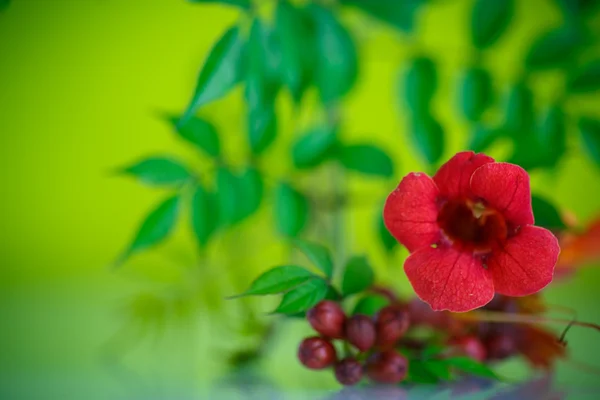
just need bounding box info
[468,125,502,153]
[337,144,394,177]
[444,356,499,379]
[504,82,534,133]
[120,196,180,262]
[377,210,397,252]
[458,67,493,121]
[216,167,263,227]
[121,157,193,187]
[532,195,566,231]
[536,106,567,167]
[126,292,168,335]
[352,294,389,316]
[236,167,264,220]
[424,360,453,381]
[247,102,278,155]
[181,26,246,123]
[407,360,440,383]
[234,266,315,297]
[525,25,582,70]
[294,239,334,279]
[170,116,220,158]
[216,167,239,226]
[568,59,600,93]
[292,126,338,169]
[403,57,437,115]
[191,184,219,247]
[0,0,9,10]
[411,114,445,164]
[471,0,513,49]
[310,4,359,105]
[578,117,600,166]
[275,182,309,237]
[340,0,426,33]
[555,0,600,17]
[341,255,374,296]
[189,0,251,9]
[274,278,329,314]
[275,0,316,103]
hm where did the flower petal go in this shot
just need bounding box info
[433,151,494,199]
[487,226,559,296]
[383,172,440,253]
[470,162,534,225]
[404,246,494,312]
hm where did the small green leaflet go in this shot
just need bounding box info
[293,239,334,279]
[458,67,493,122]
[468,125,502,153]
[274,182,309,237]
[118,195,180,264]
[247,101,277,155]
[535,106,566,168]
[411,114,445,165]
[402,57,437,115]
[471,0,513,49]
[337,144,394,178]
[525,26,582,70]
[236,167,264,221]
[274,278,330,314]
[292,126,338,169]
[444,356,499,380]
[340,0,426,33]
[504,82,534,133]
[531,195,566,231]
[170,115,220,158]
[191,184,219,247]
[568,59,600,93]
[341,256,374,296]
[121,157,193,186]
[377,210,397,253]
[181,26,246,123]
[188,0,251,10]
[352,294,389,316]
[215,167,264,226]
[233,265,315,297]
[406,360,441,384]
[216,167,239,226]
[578,117,600,166]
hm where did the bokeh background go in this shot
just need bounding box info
[1,0,600,398]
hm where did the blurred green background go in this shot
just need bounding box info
[1,0,600,398]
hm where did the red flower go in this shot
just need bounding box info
[383,151,560,312]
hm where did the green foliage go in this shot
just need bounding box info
[444,356,499,379]
[341,256,374,296]
[310,4,359,105]
[234,265,316,297]
[411,114,445,164]
[568,59,600,93]
[340,0,426,33]
[191,184,219,247]
[407,360,442,383]
[188,0,251,9]
[532,195,567,231]
[337,144,394,177]
[579,117,600,166]
[0,0,9,10]
[471,0,513,49]
[171,116,221,158]
[402,57,437,115]
[275,182,309,237]
[377,209,397,252]
[468,125,501,153]
[555,0,600,17]
[236,167,264,220]
[119,195,180,262]
[216,167,240,226]
[458,67,493,122]
[247,104,277,155]
[274,278,330,314]
[121,157,193,186]
[525,25,582,70]
[504,82,534,133]
[294,239,334,279]
[181,26,246,123]
[292,126,338,169]
[352,294,389,316]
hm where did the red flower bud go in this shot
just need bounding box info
[449,335,487,362]
[298,336,337,370]
[375,305,410,348]
[334,358,363,386]
[365,350,409,384]
[307,300,346,339]
[485,334,517,360]
[345,315,376,352]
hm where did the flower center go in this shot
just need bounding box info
[437,200,507,252]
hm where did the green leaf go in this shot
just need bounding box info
[120,196,180,261]
[402,57,437,115]
[532,195,566,231]
[170,116,220,158]
[555,0,600,17]
[578,117,600,166]
[504,82,534,134]
[294,239,334,279]
[236,167,264,220]
[234,265,316,297]
[568,59,600,93]
[121,157,193,186]
[458,67,493,122]
[189,0,251,9]
[0,0,10,11]
[275,182,309,237]
[310,4,359,104]
[215,167,239,226]
[471,0,513,49]
[411,114,445,164]
[444,356,499,379]
[292,126,338,169]
[536,106,567,167]
[468,125,502,153]
[274,278,329,314]
[247,101,278,155]
[423,360,453,381]
[407,360,441,384]
[341,256,375,296]
[191,184,219,247]
[352,294,390,316]
[525,25,582,70]
[340,0,426,33]
[275,1,316,103]
[337,144,394,178]
[181,26,246,123]
[377,210,397,253]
